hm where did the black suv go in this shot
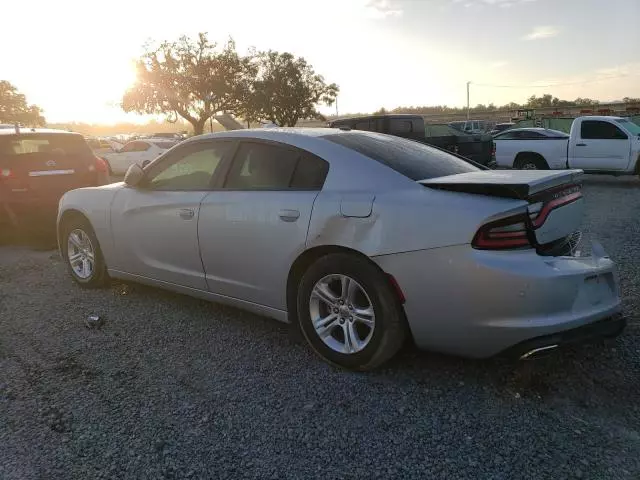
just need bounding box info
[328,114,495,166]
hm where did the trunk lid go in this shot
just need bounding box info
[420,169,585,252]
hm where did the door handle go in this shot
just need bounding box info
[576,143,587,147]
[178,208,195,220]
[278,209,300,222]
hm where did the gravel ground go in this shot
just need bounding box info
[1,175,639,479]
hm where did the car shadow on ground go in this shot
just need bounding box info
[106,278,633,417]
[0,227,58,251]
[582,175,640,189]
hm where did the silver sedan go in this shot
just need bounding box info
[57,128,624,370]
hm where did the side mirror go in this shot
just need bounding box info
[124,164,145,187]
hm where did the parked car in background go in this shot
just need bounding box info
[494,128,569,141]
[57,128,623,370]
[490,122,516,136]
[86,136,115,156]
[149,132,186,140]
[0,128,107,235]
[101,138,178,175]
[449,120,488,134]
[494,117,640,175]
[328,115,495,166]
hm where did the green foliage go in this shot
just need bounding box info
[0,81,45,126]
[385,93,606,116]
[123,34,338,131]
[122,33,253,135]
[240,51,338,127]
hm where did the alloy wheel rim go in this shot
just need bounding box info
[67,229,95,279]
[309,274,375,354]
[522,162,538,170]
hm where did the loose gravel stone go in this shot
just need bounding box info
[0,176,639,479]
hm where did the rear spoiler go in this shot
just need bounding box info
[420,170,584,200]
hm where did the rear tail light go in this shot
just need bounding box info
[529,189,582,228]
[94,156,108,174]
[491,142,496,156]
[472,213,531,250]
[473,184,583,251]
[1,168,13,179]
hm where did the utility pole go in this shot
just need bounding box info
[466,81,470,120]
[335,97,339,117]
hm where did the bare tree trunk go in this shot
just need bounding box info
[192,118,207,136]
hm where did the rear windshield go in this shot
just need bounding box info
[0,134,91,159]
[323,132,480,181]
[151,141,177,149]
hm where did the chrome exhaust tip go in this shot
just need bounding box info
[519,344,559,360]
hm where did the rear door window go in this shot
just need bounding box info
[323,131,479,181]
[224,142,329,190]
[225,142,299,190]
[290,153,329,190]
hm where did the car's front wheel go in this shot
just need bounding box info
[296,253,407,371]
[61,218,109,288]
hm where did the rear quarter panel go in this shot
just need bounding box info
[307,186,528,256]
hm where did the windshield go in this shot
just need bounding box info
[323,131,479,181]
[616,119,640,135]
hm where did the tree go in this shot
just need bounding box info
[122,33,253,135]
[526,94,557,108]
[244,51,338,127]
[574,97,599,106]
[0,81,45,126]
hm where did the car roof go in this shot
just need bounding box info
[187,127,338,142]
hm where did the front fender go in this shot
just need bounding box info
[57,183,123,262]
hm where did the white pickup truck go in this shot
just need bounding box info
[494,116,640,176]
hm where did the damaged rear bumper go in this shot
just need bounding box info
[502,313,626,360]
[374,241,623,359]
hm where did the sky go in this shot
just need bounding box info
[1,0,638,124]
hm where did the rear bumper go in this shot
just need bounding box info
[502,313,626,360]
[374,244,623,358]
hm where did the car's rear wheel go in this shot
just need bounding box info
[515,154,547,170]
[61,218,108,288]
[296,253,406,371]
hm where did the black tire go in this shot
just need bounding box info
[515,155,547,170]
[60,217,109,288]
[296,253,406,371]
